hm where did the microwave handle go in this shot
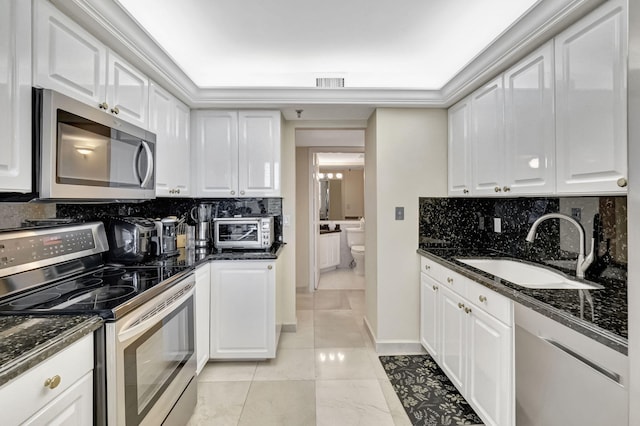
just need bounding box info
[137,141,154,188]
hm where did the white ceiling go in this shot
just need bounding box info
[317,153,365,168]
[116,0,539,90]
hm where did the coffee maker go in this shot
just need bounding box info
[153,217,179,257]
[190,204,212,248]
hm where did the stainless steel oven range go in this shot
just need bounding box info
[0,222,196,425]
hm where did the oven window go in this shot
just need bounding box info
[217,222,259,243]
[124,298,194,424]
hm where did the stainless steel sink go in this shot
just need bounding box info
[455,258,603,290]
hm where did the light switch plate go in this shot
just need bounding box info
[395,207,404,220]
[494,217,502,233]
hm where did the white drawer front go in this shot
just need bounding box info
[0,333,93,425]
[467,278,513,325]
[421,257,461,291]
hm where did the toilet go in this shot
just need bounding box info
[346,227,365,276]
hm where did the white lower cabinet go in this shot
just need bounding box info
[210,260,277,359]
[420,257,514,426]
[195,263,211,374]
[318,232,340,270]
[0,333,94,425]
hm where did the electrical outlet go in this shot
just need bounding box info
[395,207,404,220]
[494,217,502,233]
[478,216,485,230]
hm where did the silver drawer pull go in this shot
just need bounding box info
[541,337,621,384]
[464,307,472,314]
[458,302,464,309]
[447,277,453,284]
[432,285,438,291]
[479,295,487,303]
[425,265,431,270]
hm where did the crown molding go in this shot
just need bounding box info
[52,0,605,110]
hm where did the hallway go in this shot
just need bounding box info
[187,271,412,425]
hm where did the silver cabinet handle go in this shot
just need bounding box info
[110,106,120,115]
[424,265,431,270]
[44,375,61,390]
[230,190,236,195]
[617,178,628,188]
[139,141,154,188]
[464,307,472,314]
[447,277,453,284]
[176,189,180,194]
[463,189,469,194]
[267,265,273,270]
[479,295,487,303]
[98,102,108,110]
[503,186,511,192]
[240,190,245,195]
[494,186,502,192]
[541,337,621,384]
[458,302,464,309]
[432,285,438,291]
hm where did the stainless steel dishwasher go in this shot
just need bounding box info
[515,304,628,426]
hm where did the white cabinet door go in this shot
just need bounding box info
[192,110,239,197]
[420,272,440,361]
[471,76,505,196]
[439,285,466,391]
[555,0,627,194]
[318,233,340,269]
[238,111,281,197]
[504,41,555,195]
[0,0,31,193]
[466,304,514,426]
[151,83,191,197]
[24,372,93,426]
[33,0,107,108]
[195,263,210,374]
[107,51,149,128]
[210,261,276,359]
[447,98,472,196]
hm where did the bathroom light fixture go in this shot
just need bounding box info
[335,173,343,179]
[327,173,334,179]
[75,147,94,155]
[318,172,325,179]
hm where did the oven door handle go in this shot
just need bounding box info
[118,284,194,343]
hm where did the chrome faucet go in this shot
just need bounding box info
[525,213,595,279]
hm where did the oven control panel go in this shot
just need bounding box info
[0,229,95,269]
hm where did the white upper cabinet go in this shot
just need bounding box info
[192,110,239,197]
[504,41,555,195]
[470,76,505,196]
[107,51,149,128]
[0,0,31,193]
[34,0,148,128]
[448,98,472,196]
[193,110,281,198]
[150,82,191,197]
[555,0,627,194]
[238,111,281,197]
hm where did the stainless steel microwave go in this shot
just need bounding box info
[34,88,156,200]
[213,217,275,250]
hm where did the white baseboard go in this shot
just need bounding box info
[363,316,426,355]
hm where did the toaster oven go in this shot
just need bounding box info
[213,217,275,250]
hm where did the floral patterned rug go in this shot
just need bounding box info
[379,354,483,426]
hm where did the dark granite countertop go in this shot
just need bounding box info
[319,229,342,235]
[417,247,628,355]
[0,315,103,387]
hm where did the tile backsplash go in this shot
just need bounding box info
[419,196,627,283]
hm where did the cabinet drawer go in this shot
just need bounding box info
[0,333,93,425]
[420,257,452,286]
[467,279,513,325]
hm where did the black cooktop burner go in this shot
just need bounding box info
[0,263,190,319]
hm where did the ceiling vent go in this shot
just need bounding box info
[316,78,345,88]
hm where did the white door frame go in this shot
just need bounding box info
[307,147,365,292]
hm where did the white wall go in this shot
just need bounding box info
[365,108,448,348]
[279,118,297,327]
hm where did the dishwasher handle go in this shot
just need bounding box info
[541,336,621,384]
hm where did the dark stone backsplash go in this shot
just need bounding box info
[419,196,627,285]
[57,197,284,241]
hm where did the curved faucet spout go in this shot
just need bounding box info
[525,213,595,279]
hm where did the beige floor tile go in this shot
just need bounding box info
[315,347,378,380]
[187,381,250,426]
[366,348,393,380]
[238,380,316,426]
[316,379,394,426]
[278,310,314,349]
[314,289,352,310]
[198,361,257,382]
[253,348,315,381]
[318,268,365,290]
[296,289,315,310]
[379,379,413,426]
